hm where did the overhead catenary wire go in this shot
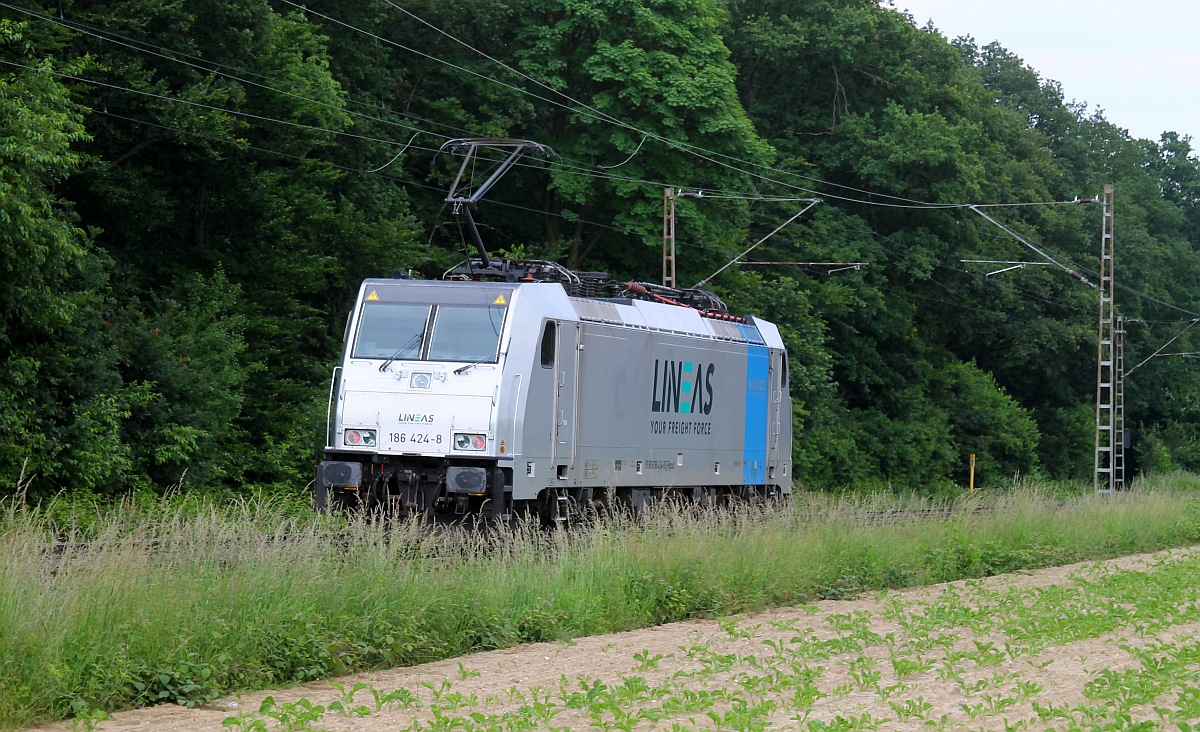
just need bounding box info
[73,104,458,201]
[364,132,423,173]
[15,3,1142,219]
[971,194,1200,396]
[46,95,653,247]
[8,0,826,204]
[14,7,1200,327]
[54,2,797,200]
[597,134,649,170]
[0,58,427,150]
[1126,319,1200,376]
[0,55,754,204]
[34,81,1176,350]
[692,200,820,288]
[4,3,697,192]
[721,211,1082,328]
[7,0,1160,230]
[1,1,468,141]
[968,205,1200,320]
[375,1,1143,213]
[1111,281,1200,320]
[970,205,1097,289]
[822,207,1096,317]
[285,0,1026,209]
[10,10,1198,360]
[14,4,931,210]
[370,3,1168,219]
[741,261,867,267]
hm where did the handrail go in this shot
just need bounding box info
[324,366,342,448]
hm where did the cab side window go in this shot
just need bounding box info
[540,322,556,368]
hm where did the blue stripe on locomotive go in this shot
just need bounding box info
[738,324,769,484]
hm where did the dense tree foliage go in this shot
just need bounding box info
[2,0,1198,497]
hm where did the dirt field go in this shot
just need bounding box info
[37,547,1200,731]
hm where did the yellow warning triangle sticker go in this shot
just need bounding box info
[492,294,507,305]
[366,290,380,301]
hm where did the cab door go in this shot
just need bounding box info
[552,321,580,471]
[766,349,789,483]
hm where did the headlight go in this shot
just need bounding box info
[344,429,377,447]
[410,372,432,389]
[453,433,487,451]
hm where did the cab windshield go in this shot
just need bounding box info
[353,302,506,363]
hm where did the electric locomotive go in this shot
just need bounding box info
[316,140,793,522]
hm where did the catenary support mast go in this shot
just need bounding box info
[663,189,676,288]
[1095,184,1125,492]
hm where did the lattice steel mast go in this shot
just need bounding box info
[1095,184,1125,492]
[663,189,677,288]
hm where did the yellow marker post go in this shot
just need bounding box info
[969,454,976,494]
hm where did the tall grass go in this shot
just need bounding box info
[3,473,1200,728]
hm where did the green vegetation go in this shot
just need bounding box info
[2,0,1200,497]
[4,473,1200,728]
[6,4,1200,728]
[213,545,1200,730]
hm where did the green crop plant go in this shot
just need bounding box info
[705,697,778,730]
[370,685,421,711]
[660,688,723,716]
[888,652,932,679]
[888,696,933,721]
[718,617,755,639]
[327,681,372,717]
[968,640,1007,666]
[1013,679,1043,700]
[843,655,881,691]
[221,709,269,732]
[874,681,914,699]
[256,697,328,732]
[805,712,885,731]
[631,649,665,671]
[961,692,1019,720]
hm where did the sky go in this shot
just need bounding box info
[894,0,1200,142]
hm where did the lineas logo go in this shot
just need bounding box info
[651,359,715,415]
[398,413,435,423]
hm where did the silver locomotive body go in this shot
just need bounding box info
[317,278,792,522]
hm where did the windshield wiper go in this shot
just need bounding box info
[453,353,499,375]
[378,332,423,372]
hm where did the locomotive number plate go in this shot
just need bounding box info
[387,431,443,446]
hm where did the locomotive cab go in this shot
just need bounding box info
[318,279,525,519]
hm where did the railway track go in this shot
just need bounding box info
[29,503,1000,559]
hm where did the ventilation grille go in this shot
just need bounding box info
[571,298,623,324]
